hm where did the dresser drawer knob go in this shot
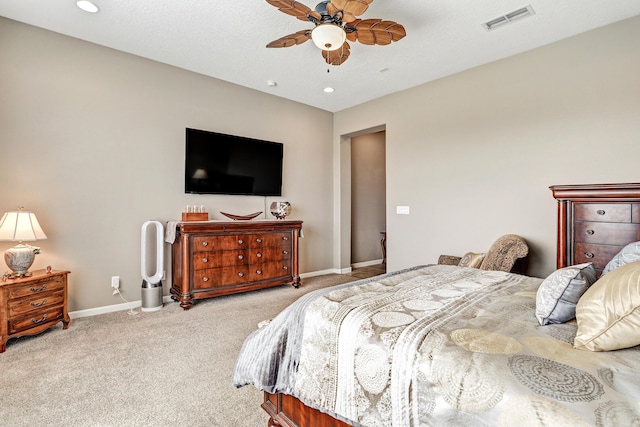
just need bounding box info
[30,299,47,307]
[256,238,262,243]
[202,241,208,247]
[282,266,288,270]
[596,209,606,215]
[283,250,289,255]
[256,270,262,275]
[31,314,48,324]
[30,284,47,293]
[238,272,245,277]
[256,253,262,258]
[586,229,594,235]
[238,255,244,260]
[202,258,208,263]
[238,239,244,244]
[282,236,289,241]
[585,252,595,259]
[202,277,209,282]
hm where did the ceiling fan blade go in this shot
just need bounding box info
[329,0,373,23]
[351,19,406,45]
[266,0,321,22]
[267,29,312,48]
[322,41,351,66]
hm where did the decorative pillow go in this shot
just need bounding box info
[574,260,640,351]
[458,252,485,268]
[535,263,597,326]
[602,241,640,275]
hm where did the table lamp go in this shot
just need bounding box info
[0,207,48,277]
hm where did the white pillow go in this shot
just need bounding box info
[535,263,596,326]
[574,260,640,351]
[602,241,640,275]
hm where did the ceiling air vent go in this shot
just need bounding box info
[483,5,535,31]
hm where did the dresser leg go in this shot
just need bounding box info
[291,276,301,289]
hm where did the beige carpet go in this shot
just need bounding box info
[0,273,361,427]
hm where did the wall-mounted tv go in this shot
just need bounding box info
[185,128,284,196]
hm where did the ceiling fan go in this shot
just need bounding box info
[266,0,406,66]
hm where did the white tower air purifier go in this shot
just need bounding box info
[141,220,164,312]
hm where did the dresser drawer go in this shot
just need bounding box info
[192,250,249,269]
[193,266,250,289]
[575,203,631,223]
[193,235,248,250]
[249,232,292,248]
[249,260,292,281]
[8,276,65,299]
[8,307,64,334]
[575,221,640,245]
[8,291,65,318]
[249,245,292,263]
[574,243,622,271]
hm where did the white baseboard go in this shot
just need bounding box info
[70,267,369,319]
[69,295,175,319]
[351,259,384,269]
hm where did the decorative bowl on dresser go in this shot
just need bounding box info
[0,269,70,353]
[171,220,302,310]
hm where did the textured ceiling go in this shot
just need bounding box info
[1,0,639,112]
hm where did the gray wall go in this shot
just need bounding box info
[334,15,640,278]
[0,18,334,312]
[351,131,386,264]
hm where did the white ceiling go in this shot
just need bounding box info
[2,0,639,112]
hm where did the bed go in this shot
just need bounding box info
[233,183,640,426]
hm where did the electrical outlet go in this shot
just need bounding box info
[111,276,120,290]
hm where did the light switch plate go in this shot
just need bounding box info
[396,206,410,215]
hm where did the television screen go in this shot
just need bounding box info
[185,128,284,196]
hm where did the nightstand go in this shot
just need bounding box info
[0,269,70,353]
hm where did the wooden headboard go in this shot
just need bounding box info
[550,183,640,276]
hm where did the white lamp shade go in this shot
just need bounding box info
[311,24,346,51]
[0,211,47,242]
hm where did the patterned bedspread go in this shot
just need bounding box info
[233,265,640,426]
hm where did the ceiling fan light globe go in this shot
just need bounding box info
[311,24,346,51]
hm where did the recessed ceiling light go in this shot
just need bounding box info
[323,87,335,93]
[76,1,100,13]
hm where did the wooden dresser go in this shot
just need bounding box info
[0,269,70,353]
[550,183,640,276]
[171,220,302,309]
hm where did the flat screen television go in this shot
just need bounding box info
[184,128,284,196]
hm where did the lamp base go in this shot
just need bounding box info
[4,243,40,277]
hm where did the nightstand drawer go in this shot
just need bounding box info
[8,291,65,318]
[8,307,64,334]
[8,276,64,299]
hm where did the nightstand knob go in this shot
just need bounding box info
[238,272,245,277]
[202,258,208,263]
[256,238,262,243]
[202,277,209,282]
[202,241,208,247]
[596,209,606,215]
[238,255,244,260]
[256,253,262,258]
[585,252,595,259]
[30,284,47,293]
[256,270,262,275]
[586,229,594,235]
[238,239,244,244]
[283,250,289,255]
